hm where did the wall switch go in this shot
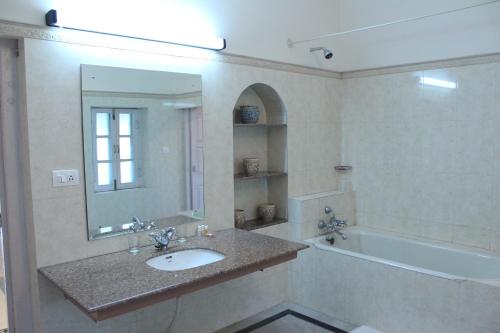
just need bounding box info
[52,169,80,187]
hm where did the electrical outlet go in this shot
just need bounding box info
[52,169,80,187]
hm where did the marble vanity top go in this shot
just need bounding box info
[39,228,308,321]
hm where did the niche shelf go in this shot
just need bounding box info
[233,83,288,231]
[234,171,287,182]
[234,123,287,128]
[238,218,288,231]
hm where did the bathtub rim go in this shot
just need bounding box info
[305,226,500,282]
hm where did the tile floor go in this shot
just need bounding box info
[217,302,355,333]
[252,314,335,333]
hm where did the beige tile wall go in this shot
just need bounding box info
[288,191,356,241]
[23,38,342,332]
[24,38,342,267]
[343,62,500,251]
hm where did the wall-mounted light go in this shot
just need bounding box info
[45,9,226,51]
[420,77,457,89]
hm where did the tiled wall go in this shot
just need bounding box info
[24,38,342,267]
[288,191,355,241]
[22,38,342,332]
[342,61,500,251]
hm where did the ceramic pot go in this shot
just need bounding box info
[243,158,260,176]
[234,209,246,228]
[239,105,260,124]
[258,204,276,223]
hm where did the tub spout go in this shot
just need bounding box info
[318,214,348,240]
[333,229,347,240]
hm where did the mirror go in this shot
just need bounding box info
[81,65,204,240]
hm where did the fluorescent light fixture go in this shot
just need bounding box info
[420,77,457,89]
[163,101,200,109]
[45,9,226,51]
[99,226,112,233]
[122,223,133,230]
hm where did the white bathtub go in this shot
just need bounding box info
[291,226,500,332]
[307,226,500,281]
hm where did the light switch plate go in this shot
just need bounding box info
[52,169,80,187]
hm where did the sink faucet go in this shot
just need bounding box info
[131,216,145,232]
[318,214,347,240]
[149,227,177,251]
[130,216,156,233]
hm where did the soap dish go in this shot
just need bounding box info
[334,165,352,172]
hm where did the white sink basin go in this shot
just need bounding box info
[146,249,225,271]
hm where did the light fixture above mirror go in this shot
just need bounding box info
[45,8,226,51]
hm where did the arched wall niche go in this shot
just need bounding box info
[232,83,288,230]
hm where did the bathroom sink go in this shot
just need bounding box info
[146,249,225,271]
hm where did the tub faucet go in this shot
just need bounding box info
[318,215,347,240]
[149,227,176,251]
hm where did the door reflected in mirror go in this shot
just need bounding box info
[81,65,204,240]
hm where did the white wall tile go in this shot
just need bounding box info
[343,60,500,252]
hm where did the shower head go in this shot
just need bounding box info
[310,47,333,60]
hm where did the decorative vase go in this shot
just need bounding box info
[243,158,260,176]
[239,105,260,124]
[234,209,246,228]
[258,204,276,223]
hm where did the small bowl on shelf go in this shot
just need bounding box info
[239,105,260,124]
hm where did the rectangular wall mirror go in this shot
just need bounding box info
[81,65,204,240]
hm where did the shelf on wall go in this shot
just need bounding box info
[234,171,287,182]
[237,218,288,231]
[233,83,288,232]
[233,123,287,128]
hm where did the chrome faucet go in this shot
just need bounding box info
[131,216,145,232]
[318,213,347,240]
[149,227,177,251]
[130,216,156,233]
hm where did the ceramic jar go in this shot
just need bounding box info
[243,158,260,176]
[258,204,276,223]
[239,105,260,124]
[234,209,246,228]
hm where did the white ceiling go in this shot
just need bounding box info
[1,0,500,72]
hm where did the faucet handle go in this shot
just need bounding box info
[131,216,145,232]
[146,221,156,230]
[149,230,170,250]
[165,227,176,240]
[324,206,332,215]
[318,220,327,229]
[336,219,347,227]
[149,230,162,242]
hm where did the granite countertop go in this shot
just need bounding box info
[39,228,308,321]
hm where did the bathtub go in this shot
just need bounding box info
[306,226,500,281]
[290,226,500,332]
